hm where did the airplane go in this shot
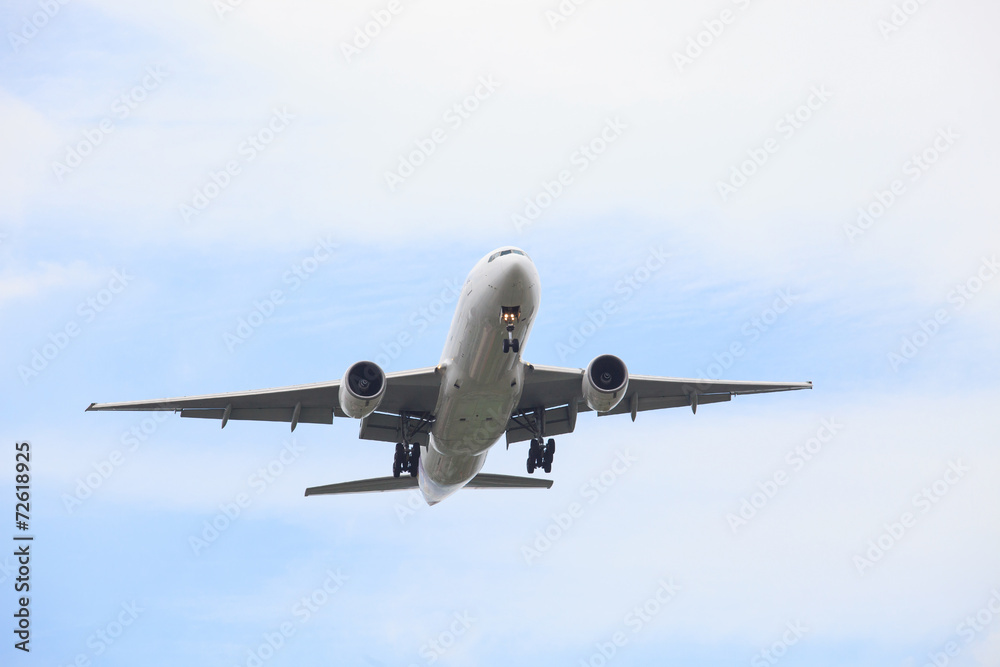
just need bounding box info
[87,246,812,505]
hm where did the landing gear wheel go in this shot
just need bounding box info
[392,460,401,478]
[527,438,541,474]
[511,338,520,353]
[407,444,420,477]
[503,339,510,353]
[541,438,555,473]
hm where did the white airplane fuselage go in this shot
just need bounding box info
[418,248,540,504]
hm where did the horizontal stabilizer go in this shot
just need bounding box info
[304,472,552,497]
[465,473,553,489]
[305,476,418,496]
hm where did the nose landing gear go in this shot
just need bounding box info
[503,328,520,354]
[501,306,521,354]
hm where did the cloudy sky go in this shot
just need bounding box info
[2,0,1000,665]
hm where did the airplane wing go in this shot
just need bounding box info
[86,366,442,435]
[506,363,811,444]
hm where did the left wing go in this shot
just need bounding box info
[506,363,811,444]
[86,367,442,435]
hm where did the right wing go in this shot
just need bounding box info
[506,363,812,444]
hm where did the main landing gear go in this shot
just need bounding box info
[391,412,432,478]
[526,438,555,474]
[393,442,420,478]
[509,406,556,475]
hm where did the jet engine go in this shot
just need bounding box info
[338,361,386,419]
[582,354,629,413]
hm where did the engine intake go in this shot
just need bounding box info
[582,354,629,413]
[338,361,386,419]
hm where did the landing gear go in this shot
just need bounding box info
[503,324,520,354]
[392,442,420,478]
[390,412,433,478]
[542,438,554,473]
[501,306,520,353]
[392,443,405,478]
[525,437,555,474]
[527,439,539,473]
[407,443,419,477]
[511,406,556,475]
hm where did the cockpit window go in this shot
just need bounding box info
[487,249,529,262]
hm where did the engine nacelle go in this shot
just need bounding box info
[582,354,629,413]
[338,361,386,419]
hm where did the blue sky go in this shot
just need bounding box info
[2,1,1000,666]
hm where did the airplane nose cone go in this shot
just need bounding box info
[503,259,532,286]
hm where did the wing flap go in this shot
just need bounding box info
[180,406,335,425]
[505,404,577,445]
